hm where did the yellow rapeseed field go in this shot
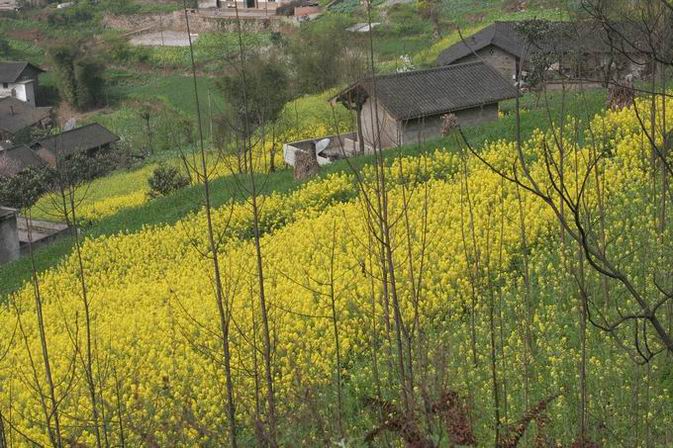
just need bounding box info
[1,100,671,446]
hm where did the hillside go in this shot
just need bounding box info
[4,0,673,447]
[1,96,672,446]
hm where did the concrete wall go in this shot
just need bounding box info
[0,208,19,265]
[0,81,36,104]
[456,45,518,82]
[400,103,499,146]
[0,83,14,100]
[0,65,40,104]
[359,98,500,150]
[360,97,401,150]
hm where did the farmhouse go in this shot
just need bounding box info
[0,97,53,143]
[31,123,120,167]
[0,62,45,105]
[436,21,648,85]
[332,61,518,151]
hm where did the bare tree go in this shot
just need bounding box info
[182,6,239,447]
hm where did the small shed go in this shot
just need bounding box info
[332,61,518,150]
[31,123,120,167]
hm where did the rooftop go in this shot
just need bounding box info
[0,144,46,176]
[33,123,120,158]
[436,20,645,66]
[334,61,519,121]
[0,61,44,83]
[0,97,52,134]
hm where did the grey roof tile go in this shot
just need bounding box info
[0,97,52,134]
[335,61,518,121]
[34,123,119,157]
[0,62,44,83]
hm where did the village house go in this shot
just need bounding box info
[30,123,120,167]
[284,61,517,167]
[0,62,45,105]
[436,21,649,86]
[332,61,518,151]
[0,96,52,144]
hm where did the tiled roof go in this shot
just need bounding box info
[0,62,44,83]
[0,97,52,134]
[34,123,119,157]
[334,61,519,121]
[0,144,45,176]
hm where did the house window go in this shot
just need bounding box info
[2,83,7,89]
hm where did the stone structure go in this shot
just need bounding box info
[0,207,19,265]
[332,61,518,150]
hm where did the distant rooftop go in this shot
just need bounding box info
[436,20,646,66]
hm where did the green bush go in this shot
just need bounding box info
[147,165,190,198]
[47,44,105,110]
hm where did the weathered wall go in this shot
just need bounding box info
[0,208,19,265]
[400,103,499,145]
[456,45,518,82]
[360,98,401,150]
[0,82,36,104]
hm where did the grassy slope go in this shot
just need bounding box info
[0,88,607,297]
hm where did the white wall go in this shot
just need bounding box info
[0,81,36,105]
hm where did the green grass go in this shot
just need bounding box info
[105,72,225,117]
[132,32,274,72]
[0,87,607,298]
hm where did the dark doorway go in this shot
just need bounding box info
[246,0,255,7]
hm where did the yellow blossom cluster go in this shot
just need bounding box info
[1,99,672,446]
